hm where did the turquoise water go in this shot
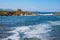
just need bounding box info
[0,15,60,40]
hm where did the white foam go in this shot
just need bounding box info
[9,26,30,33]
[2,23,52,40]
[49,21,60,26]
[2,26,30,40]
[40,14,53,16]
[24,24,51,40]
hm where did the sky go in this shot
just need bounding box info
[0,0,60,12]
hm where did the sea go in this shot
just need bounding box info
[0,12,60,40]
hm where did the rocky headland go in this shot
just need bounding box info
[0,9,39,16]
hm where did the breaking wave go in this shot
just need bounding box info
[2,23,52,40]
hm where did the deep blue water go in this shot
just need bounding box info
[0,14,60,40]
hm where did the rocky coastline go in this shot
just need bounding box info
[0,9,60,16]
[0,9,38,16]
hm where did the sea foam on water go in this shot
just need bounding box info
[2,23,52,40]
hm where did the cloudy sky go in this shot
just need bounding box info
[0,0,60,12]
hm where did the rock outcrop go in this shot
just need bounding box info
[55,12,60,15]
[0,9,38,16]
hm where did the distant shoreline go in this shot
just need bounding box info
[0,9,60,16]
